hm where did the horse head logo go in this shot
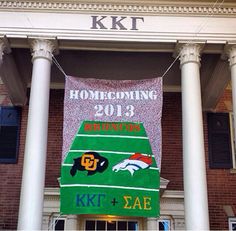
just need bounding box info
[112,153,152,176]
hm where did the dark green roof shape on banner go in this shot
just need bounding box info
[60,121,160,217]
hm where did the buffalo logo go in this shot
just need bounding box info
[70,152,109,176]
[112,153,152,176]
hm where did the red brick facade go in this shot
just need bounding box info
[0,81,12,106]
[206,89,236,230]
[161,93,183,190]
[0,89,236,229]
[0,80,18,229]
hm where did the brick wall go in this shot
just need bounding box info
[205,88,236,230]
[161,89,236,230]
[0,103,25,228]
[0,90,63,229]
[45,90,64,187]
[161,93,183,190]
[162,89,236,230]
[0,79,19,229]
[215,88,232,112]
[0,78,12,106]
[0,89,236,229]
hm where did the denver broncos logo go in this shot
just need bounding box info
[112,153,152,176]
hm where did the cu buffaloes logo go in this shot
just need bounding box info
[70,152,109,176]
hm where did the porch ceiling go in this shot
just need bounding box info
[1,45,230,111]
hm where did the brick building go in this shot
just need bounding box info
[0,0,236,230]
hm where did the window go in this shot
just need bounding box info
[207,113,233,168]
[51,217,66,231]
[229,217,236,231]
[85,219,138,231]
[229,113,236,168]
[0,106,21,163]
[54,219,65,231]
[158,219,171,231]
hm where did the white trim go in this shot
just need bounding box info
[76,134,148,139]
[44,187,60,196]
[158,219,171,231]
[2,12,236,46]
[160,190,185,230]
[62,163,159,171]
[161,190,184,199]
[229,112,236,169]
[68,149,153,157]
[228,217,236,231]
[83,217,141,231]
[62,163,73,166]
[149,167,159,171]
[1,0,236,16]
[43,188,185,230]
[60,184,159,192]
[51,216,66,231]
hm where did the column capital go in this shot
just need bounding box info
[225,44,236,68]
[178,43,203,67]
[29,38,57,62]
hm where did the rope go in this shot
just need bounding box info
[161,54,180,78]
[51,54,68,78]
[194,0,225,37]
[161,0,225,78]
[48,213,63,230]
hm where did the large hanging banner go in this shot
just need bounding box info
[60,77,163,217]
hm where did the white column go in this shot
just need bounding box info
[42,214,50,230]
[147,217,157,230]
[66,215,78,230]
[172,216,185,230]
[17,39,55,230]
[228,46,236,168]
[179,43,210,230]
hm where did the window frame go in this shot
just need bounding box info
[229,112,236,169]
[0,106,21,164]
[228,217,236,231]
[157,216,172,231]
[207,112,233,169]
[81,215,142,231]
[158,219,171,231]
[50,215,66,231]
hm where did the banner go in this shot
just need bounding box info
[60,77,163,217]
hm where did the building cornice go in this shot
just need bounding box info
[0,0,236,16]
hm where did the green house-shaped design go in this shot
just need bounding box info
[60,121,160,217]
